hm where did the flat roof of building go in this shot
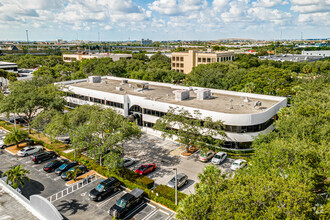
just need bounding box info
[67,77,284,114]
[0,61,17,66]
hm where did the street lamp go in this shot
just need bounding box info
[173,168,178,206]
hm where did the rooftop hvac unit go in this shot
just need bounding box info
[243,97,250,103]
[254,101,262,107]
[88,76,101,83]
[116,86,122,91]
[137,83,149,90]
[195,89,211,100]
[173,90,190,101]
[121,79,128,85]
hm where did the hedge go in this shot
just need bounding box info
[0,120,182,211]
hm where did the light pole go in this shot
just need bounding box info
[173,168,178,206]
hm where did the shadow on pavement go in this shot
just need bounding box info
[179,179,195,192]
[22,179,45,198]
[57,199,88,215]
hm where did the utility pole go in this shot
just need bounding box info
[26,30,29,54]
[173,168,178,206]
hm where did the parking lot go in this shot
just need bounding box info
[52,180,174,220]
[123,133,234,194]
[0,128,175,220]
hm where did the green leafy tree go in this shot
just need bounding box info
[2,165,30,189]
[154,107,226,153]
[4,128,28,149]
[65,166,83,181]
[0,77,66,133]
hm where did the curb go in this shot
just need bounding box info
[180,150,199,158]
[5,148,17,156]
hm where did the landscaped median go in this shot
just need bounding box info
[0,120,187,211]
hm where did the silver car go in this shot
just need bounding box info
[123,158,136,167]
[211,152,227,165]
[166,173,188,189]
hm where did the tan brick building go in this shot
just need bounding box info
[171,50,235,74]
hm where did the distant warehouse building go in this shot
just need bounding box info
[301,50,330,57]
[0,61,18,73]
[63,52,132,62]
[259,51,329,62]
[171,50,234,74]
[56,76,286,150]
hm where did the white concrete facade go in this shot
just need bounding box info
[57,76,287,149]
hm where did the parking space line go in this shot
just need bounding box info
[96,191,123,207]
[147,203,156,209]
[142,208,158,220]
[53,176,61,181]
[165,213,175,220]
[123,202,146,220]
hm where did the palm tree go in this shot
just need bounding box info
[2,165,30,189]
[66,166,82,181]
[4,128,28,149]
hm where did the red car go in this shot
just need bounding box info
[135,163,156,175]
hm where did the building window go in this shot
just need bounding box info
[181,70,184,73]
[207,58,211,62]
[143,122,154,128]
[106,100,124,109]
[172,63,175,67]
[180,57,184,61]
[202,58,206,62]
[180,63,184,68]
[198,58,201,62]
[143,109,166,117]
[176,63,180,67]
[172,57,176,61]
[176,57,180,61]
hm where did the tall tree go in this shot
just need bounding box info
[153,107,226,153]
[0,77,66,133]
[4,128,28,149]
[2,165,30,189]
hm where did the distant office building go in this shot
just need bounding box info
[63,52,132,62]
[141,38,152,46]
[301,50,330,57]
[259,54,327,62]
[0,45,19,51]
[171,50,235,74]
[0,61,18,73]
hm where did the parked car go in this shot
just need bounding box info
[166,173,188,189]
[61,165,88,181]
[109,188,145,218]
[17,145,43,157]
[9,117,26,124]
[30,151,57,164]
[0,136,6,149]
[89,177,121,201]
[55,161,78,175]
[230,159,247,171]
[198,151,215,162]
[123,158,135,167]
[211,152,227,165]
[63,138,71,144]
[43,159,68,172]
[135,163,156,175]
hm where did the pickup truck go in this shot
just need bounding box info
[109,188,145,219]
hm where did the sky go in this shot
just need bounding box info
[0,0,329,41]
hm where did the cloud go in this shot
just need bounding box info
[148,0,207,16]
[252,0,288,8]
[290,0,330,13]
[248,7,292,24]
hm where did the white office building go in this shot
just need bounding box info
[56,76,287,150]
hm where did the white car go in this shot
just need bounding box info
[0,136,6,149]
[17,145,43,157]
[211,152,227,165]
[123,158,136,167]
[230,159,247,171]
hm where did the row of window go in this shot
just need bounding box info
[0,67,18,71]
[172,57,184,61]
[67,93,124,109]
[143,109,166,117]
[172,63,184,68]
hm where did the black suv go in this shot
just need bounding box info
[43,159,68,172]
[89,177,121,201]
[55,161,78,175]
[109,188,145,218]
[31,151,57,164]
[10,117,26,124]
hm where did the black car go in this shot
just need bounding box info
[61,165,88,181]
[109,188,145,218]
[63,138,71,144]
[31,151,57,164]
[54,161,78,175]
[43,159,68,172]
[9,117,26,124]
[89,177,121,201]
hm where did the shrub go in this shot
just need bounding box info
[153,185,187,203]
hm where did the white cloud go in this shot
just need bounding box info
[290,0,330,13]
[248,7,292,24]
[148,0,207,16]
[252,0,288,8]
